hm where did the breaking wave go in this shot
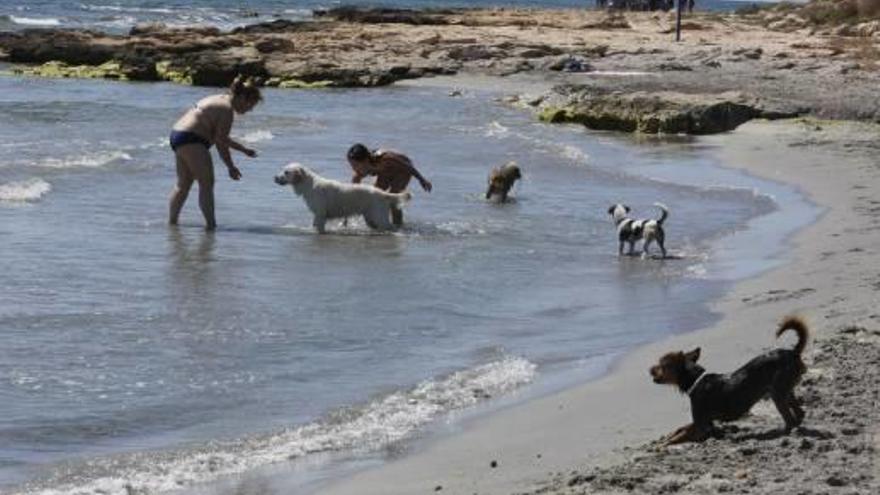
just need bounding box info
[37,151,132,170]
[0,179,52,204]
[16,357,536,495]
[1,15,62,27]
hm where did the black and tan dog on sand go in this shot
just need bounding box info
[649,316,809,445]
[486,161,522,203]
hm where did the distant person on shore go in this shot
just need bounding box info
[168,75,262,230]
[346,144,432,226]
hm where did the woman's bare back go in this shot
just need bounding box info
[172,94,234,145]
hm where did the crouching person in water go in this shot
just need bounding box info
[346,143,432,226]
[168,75,262,230]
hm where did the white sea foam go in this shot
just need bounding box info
[6,15,62,27]
[25,357,536,495]
[559,144,591,165]
[79,4,175,15]
[38,151,132,169]
[8,15,61,26]
[283,8,316,18]
[435,221,489,236]
[687,263,708,278]
[0,178,51,203]
[239,129,275,144]
[403,221,490,238]
[91,15,138,29]
[484,121,510,138]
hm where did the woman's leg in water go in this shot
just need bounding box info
[169,151,194,225]
[176,144,216,230]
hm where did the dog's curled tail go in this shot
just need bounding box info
[654,203,669,225]
[393,191,413,206]
[776,315,809,356]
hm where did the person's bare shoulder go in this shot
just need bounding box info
[197,95,233,115]
[377,150,413,168]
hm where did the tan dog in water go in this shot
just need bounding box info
[485,161,522,203]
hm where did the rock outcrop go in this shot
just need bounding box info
[537,87,799,134]
[0,8,610,88]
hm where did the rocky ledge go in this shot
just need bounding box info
[533,87,799,134]
[0,7,609,88]
[3,6,880,133]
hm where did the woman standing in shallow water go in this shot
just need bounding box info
[168,75,262,230]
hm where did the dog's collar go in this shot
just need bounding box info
[686,371,708,396]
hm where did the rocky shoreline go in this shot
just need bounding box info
[3,6,880,134]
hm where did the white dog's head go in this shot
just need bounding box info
[608,203,631,224]
[274,163,313,195]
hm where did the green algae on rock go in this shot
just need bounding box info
[13,60,130,80]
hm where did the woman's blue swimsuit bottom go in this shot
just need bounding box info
[169,130,211,151]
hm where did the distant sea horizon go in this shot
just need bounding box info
[0,0,786,34]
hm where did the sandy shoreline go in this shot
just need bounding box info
[308,116,880,494]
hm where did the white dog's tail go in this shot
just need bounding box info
[654,203,669,225]
[384,191,412,208]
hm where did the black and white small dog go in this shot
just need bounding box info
[608,203,668,258]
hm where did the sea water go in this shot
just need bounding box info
[0,69,815,494]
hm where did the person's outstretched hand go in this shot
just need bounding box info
[243,147,258,158]
[228,165,242,180]
[420,178,432,192]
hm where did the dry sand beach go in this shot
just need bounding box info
[3,3,880,494]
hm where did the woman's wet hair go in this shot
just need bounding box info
[230,75,263,103]
[347,143,372,162]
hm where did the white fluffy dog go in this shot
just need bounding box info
[274,163,411,233]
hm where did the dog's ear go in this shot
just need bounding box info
[607,206,616,215]
[684,347,701,363]
[624,205,631,213]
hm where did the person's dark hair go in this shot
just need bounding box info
[230,74,263,103]
[347,143,371,162]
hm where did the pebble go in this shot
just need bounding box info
[826,475,848,487]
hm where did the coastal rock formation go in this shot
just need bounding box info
[747,0,880,36]
[0,8,616,88]
[536,87,794,135]
[1,7,879,124]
